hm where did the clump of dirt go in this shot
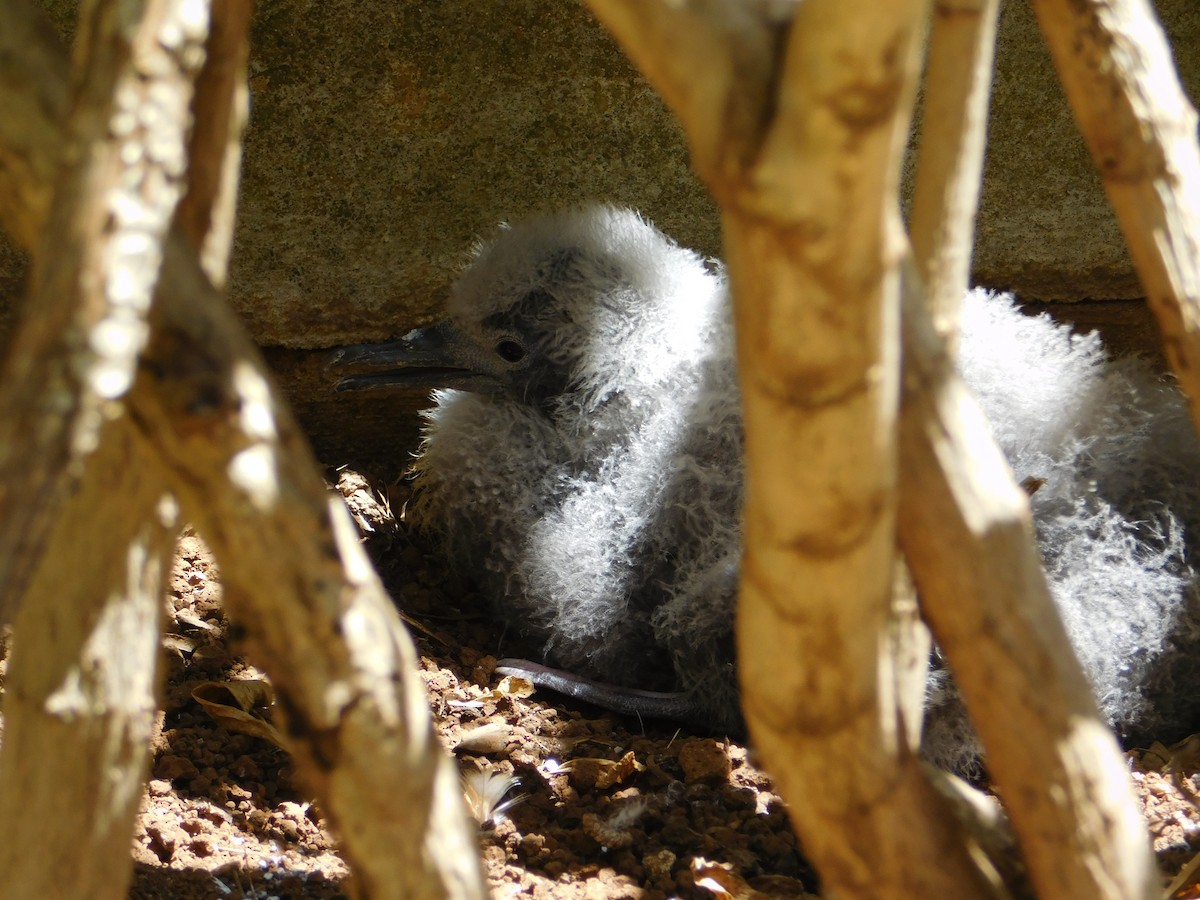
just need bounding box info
[80,465,1200,897]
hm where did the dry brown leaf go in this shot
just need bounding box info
[457,674,536,708]
[692,858,821,899]
[191,680,285,749]
[1165,734,1200,806]
[1171,878,1200,898]
[1143,741,1175,771]
[692,858,763,899]
[335,467,395,534]
[161,634,197,654]
[559,750,645,791]
[175,610,217,632]
[1018,475,1046,496]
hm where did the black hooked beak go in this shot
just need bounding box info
[329,322,498,393]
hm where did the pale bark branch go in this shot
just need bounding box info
[0,423,172,900]
[902,1,1153,894]
[908,0,1001,341]
[587,0,1157,896]
[176,0,251,287]
[0,0,206,621]
[586,1,997,895]
[129,230,487,897]
[0,1,486,895]
[0,0,208,892]
[897,265,1157,899]
[1031,0,1200,427]
[873,0,1005,762]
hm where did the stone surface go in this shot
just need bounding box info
[967,1,1200,300]
[19,0,717,353]
[230,0,718,348]
[4,1,1199,458]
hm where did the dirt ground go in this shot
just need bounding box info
[56,465,1200,898]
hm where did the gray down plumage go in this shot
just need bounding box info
[406,208,744,730]
[925,291,1200,774]
[349,205,1200,775]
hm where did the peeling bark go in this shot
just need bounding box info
[0,1,486,895]
[0,0,207,621]
[897,266,1156,899]
[585,1,996,895]
[908,0,1001,342]
[585,0,1156,896]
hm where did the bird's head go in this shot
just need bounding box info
[330,206,723,409]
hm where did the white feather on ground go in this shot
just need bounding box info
[404,205,1200,775]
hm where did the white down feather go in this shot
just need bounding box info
[407,206,1200,774]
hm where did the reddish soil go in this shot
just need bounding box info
[54,466,1200,898]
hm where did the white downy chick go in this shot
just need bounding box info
[332,205,1200,775]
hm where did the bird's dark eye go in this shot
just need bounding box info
[496,339,527,363]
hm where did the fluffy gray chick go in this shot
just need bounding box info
[334,206,745,731]
[332,205,1200,775]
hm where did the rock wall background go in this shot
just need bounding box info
[7,0,1199,458]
